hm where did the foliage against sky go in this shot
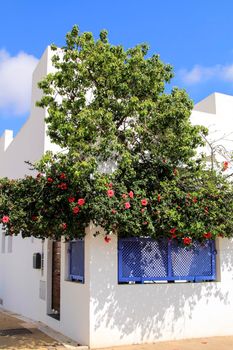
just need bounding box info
[1,1,233,136]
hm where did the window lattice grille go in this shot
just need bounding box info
[118,238,216,283]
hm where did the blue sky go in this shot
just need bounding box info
[1,0,233,136]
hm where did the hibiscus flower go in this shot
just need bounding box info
[141,199,148,206]
[107,190,114,198]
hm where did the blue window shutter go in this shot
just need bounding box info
[69,239,85,283]
[118,237,216,283]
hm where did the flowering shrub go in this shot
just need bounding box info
[89,162,233,245]
[0,160,92,240]
[1,153,233,246]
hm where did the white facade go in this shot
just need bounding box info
[0,47,89,346]
[1,49,233,348]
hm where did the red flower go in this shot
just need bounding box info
[122,193,128,199]
[125,202,131,209]
[107,190,114,198]
[143,221,148,225]
[141,199,148,206]
[141,208,145,213]
[158,194,161,202]
[61,223,67,230]
[60,173,66,179]
[223,161,229,171]
[58,182,68,190]
[170,228,177,234]
[129,191,134,198]
[203,232,212,239]
[47,177,53,183]
[193,197,198,203]
[2,215,10,223]
[68,196,75,203]
[183,237,192,245]
[73,206,80,214]
[204,207,209,214]
[77,198,85,206]
[104,235,111,243]
[170,228,177,238]
[31,216,38,222]
[111,209,117,214]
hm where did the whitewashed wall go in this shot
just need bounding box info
[191,92,233,168]
[0,48,52,322]
[0,47,90,346]
[88,229,233,348]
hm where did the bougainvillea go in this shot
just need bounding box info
[1,26,233,246]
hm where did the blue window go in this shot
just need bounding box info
[118,237,216,283]
[69,239,84,283]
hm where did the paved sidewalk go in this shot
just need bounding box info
[98,336,233,350]
[2,308,233,350]
[0,309,67,349]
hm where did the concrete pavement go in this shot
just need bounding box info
[0,308,77,349]
[1,308,233,349]
[98,336,233,350]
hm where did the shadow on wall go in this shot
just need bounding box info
[91,242,232,343]
[219,239,233,274]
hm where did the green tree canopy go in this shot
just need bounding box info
[1,25,233,244]
[37,25,207,176]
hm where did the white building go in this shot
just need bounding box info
[1,48,233,348]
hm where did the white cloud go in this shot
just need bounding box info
[0,49,38,116]
[222,65,233,81]
[179,63,233,85]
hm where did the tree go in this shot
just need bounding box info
[1,25,233,244]
[37,25,206,176]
